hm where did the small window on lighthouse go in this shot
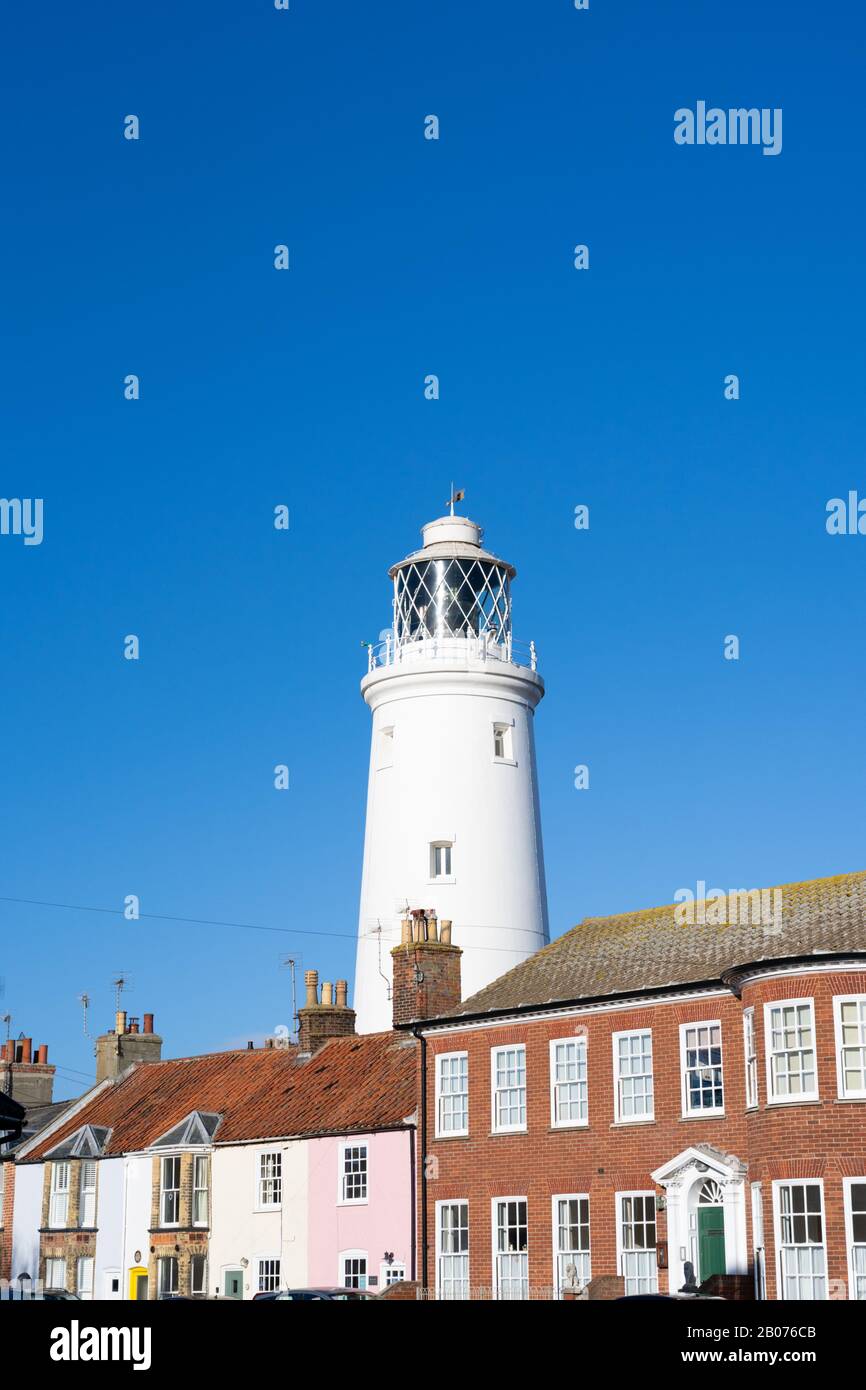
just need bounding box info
[493,723,513,762]
[430,842,453,880]
[377,726,395,770]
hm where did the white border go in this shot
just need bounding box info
[843,1176,866,1301]
[678,1019,725,1118]
[338,1248,369,1290]
[434,1051,469,1138]
[833,994,866,1100]
[551,1192,591,1298]
[763,998,819,1105]
[434,1196,470,1301]
[490,1044,527,1134]
[337,1138,369,1205]
[771,1177,827,1301]
[615,1189,658,1295]
[490,1195,529,1300]
[612,1028,655,1124]
[549,1036,589,1129]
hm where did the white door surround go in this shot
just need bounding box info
[651,1145,748,1294]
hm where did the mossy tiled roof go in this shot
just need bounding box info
[449,870,866,1019]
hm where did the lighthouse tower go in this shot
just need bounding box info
[353,508,549,1033]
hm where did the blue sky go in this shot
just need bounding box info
[1,1,864,1097]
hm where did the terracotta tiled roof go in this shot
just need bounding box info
[447,869,866,1020]
[24,1032,416,1161]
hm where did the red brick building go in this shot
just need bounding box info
[406,871,866,1300]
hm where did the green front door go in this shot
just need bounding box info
[224,1270,243,1299]
[698,1206,726,1281]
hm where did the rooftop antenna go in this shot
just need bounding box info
[281,956,299,1042]
[112,975,130,1014]
[1,1013,11,1044]
[78,994,92,1042]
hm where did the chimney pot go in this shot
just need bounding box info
[115,1010,127,1035]
[247,1040,254,1050]
[321,981,334,1007]
[304,970,319,1009]
[21,1038,32,1063]
[3,1039,13,1063]
[335,980,348,1009]
[143,1013,154,1035]
[37,1044,49,1063]
[440,919,452,944]
[400,918,412,944]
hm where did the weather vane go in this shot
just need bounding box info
[447,484,465,516]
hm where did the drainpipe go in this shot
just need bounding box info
[409,1126,416,1284]
[411,1026,428,1296]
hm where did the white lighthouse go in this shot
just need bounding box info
[353,507,549,1033]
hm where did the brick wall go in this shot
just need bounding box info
[148,1151,210,1299]
[392,941,462,1026]
[418,969,866,1300]
[0,1161,14,1282]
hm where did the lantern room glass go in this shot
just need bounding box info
[394,557,511,646]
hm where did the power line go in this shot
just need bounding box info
[0,893,544,953]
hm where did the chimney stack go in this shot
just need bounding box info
[0,1031,57,1106]
[297,972,356,1055]
[96,1010,163,1082]
[391,921,462,1027]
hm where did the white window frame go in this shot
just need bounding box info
[772,1179,827,1300]
[491,1196,529,1301]
[190,1253,208,1297]
[764,999,819,1104]
[257,1256,281,1294]
[679,1019,725,1117]
[76,1255,94,1300]
[256,1150,282,1210]
[193,1154,209,1226]
[380,1260,407,1288]
[844,1177,866,1301]
[79,1160,97,1227]
[159,1154,181,1227]
[549,1036,588,1129]
[338,1141,369,1205]
[492,721,516,765]
[49,1162,70,1228]
[376,725,395,770]
[429,840,455,883]
[612,1029,655,1124]
[616,1190,658,1296]
[491,1045,527,1134]
[744,1008,758,1109]
[751,1181,766,1300]
[551,1193,591,1298]
[435,1199,470,1301]
[435,1051,469,1137]
[157,1255,179,1298]
[834,995,866,1100]
[339,1249,368,1289]
[44,1256,67,1291]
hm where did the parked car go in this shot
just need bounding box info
[42,1290,81,1301]
[252,1286,376,1301]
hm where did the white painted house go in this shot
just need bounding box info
[12,1028,416,1299]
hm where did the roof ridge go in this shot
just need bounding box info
[576,867,866,930]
